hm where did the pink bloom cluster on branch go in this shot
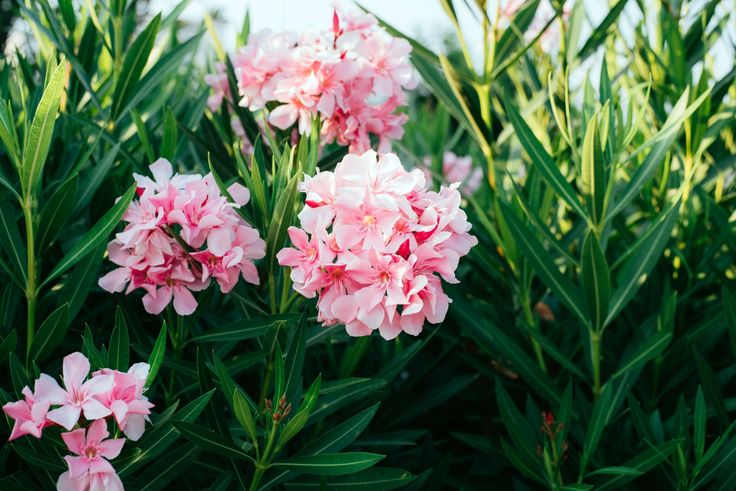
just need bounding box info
[277,150,477,340]
[227,1,416,153]
[2,353,153,491]
[98,159,266,316]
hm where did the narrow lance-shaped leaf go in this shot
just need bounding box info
[604,202,679,327]
[111,14,162,119]
[109,307,129,370]
[146,322,167,388]
[39,174,78,250]
[22,59,68,195]
[43,184,136,287]
[504,101,588,218]
[29,303,69,364]
[499,202,588,326]
[271,452,385,476]
[581,114,607,224]
[581,232,610,332]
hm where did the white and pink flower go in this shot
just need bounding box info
[98,159,266,316]
[278,150,477,339]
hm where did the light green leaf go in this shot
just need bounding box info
[581,232,610,331]
[22,59,67,195]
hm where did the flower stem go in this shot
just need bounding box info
[23,198,36,367]
[249,419,278,491]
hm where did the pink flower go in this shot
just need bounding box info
[228,2,416,152]
[92,363,154,441]
[278,151,477,339]
[40,353,114,431]
[57,419,125,491]
[99,160,266,316]
[2,376,56,440]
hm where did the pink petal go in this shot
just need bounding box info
[82,398,113,421]
[268,104,298,129]
[122,414,147,441]
[62,352,90,392]
[85,419,109,446]
[227,182,250,206]
[47,404,82,431]
[99,438,126,460]
[172,286,198,316]
[287,226,310,251]
[331,295,358,324]
[61,428,87,454]
[149,158,173,185]
[98,268,130,293]
[142,286,173,315]
[34,373,67,405]
[57,470,89,491]
[207,227,232,257]
[82,374,114,397]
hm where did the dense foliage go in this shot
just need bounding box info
[0,0,734,490]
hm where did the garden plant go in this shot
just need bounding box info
[0,0,735,489]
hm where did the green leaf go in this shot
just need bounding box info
[581,232,610,331]
[111,14,162,119]
[587,466,644,477]
[0,198,27,285]
[29,303,69,364]
[499,203,588,326]
[694,386,706,463]
[75,143,120,212]
[604,203,679,327]
[187,314,297,344]
[610,328,672,380]
[267,171,300,272]
[723,288,736,359]
[580,384,614,476]
[283,315,307,403]
[578,0,629,59]
[132,443,201,491]
[309,378,387,424]
[595,441,678,490]
[581,115,607,224]
[58,243,105,321]
[284,467,414,490]
[39,174,78,250]
[161,106,177,160]
[609,88,709,219]
[504,101,588,218]
[300,403,378,456]
[274,340,285,399]
[116,389,215,476]
[233,388,257,442]
[43,184,136,287]
[693,349,729,428]
[272,453,384,476]
[21,59,67,195]
[173,421,255,462]
[146,321,167,388]
[109,306,129,370]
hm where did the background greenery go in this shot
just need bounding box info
[0,0,734,489]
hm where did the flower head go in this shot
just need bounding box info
[99,159,266,316]
[279,151,477,339]
[57,419,125,491]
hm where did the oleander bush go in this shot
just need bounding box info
[0,0,734,489]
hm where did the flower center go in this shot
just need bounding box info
[84,446,98,459]
[360,215,376,231]
[378,271,391,287]
[305,248,317,262]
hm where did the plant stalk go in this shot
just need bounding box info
[591,330,602,399]
[23,198,37,366]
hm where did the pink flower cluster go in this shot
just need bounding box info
[277,150,477,339]
[229,1,416,153]
[420,151,483,196]
[3,352,153,491]
[99,159,266,316]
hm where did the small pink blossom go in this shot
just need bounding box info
[99,159,266,316]
[420,152,483,196]
[92,363,154,441]
[2,376,55,440]
[278,151,477,339]
[57,419,125,491]
[41,352,114,431]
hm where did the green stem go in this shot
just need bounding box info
[268,271,277,314]
[23,199,36,366]
[249,419,278,491]
[591,330,602,399]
